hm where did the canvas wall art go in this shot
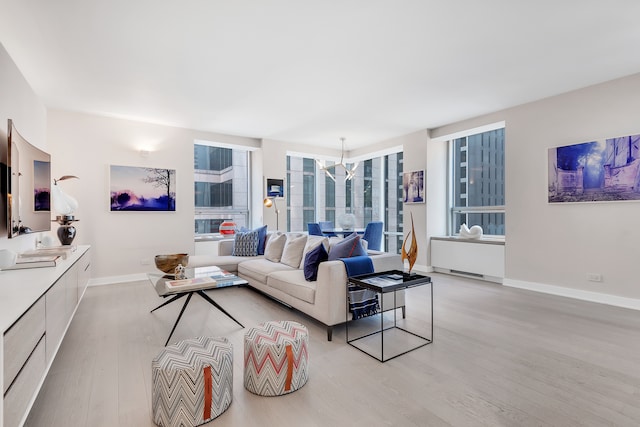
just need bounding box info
[110,165,176,211]
[403,170,425,204]
[266,178,284,197]
[548,134,640,203]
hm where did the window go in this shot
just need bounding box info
[194,143,250,234]
[287,151,403,253]
[450,128,505,236]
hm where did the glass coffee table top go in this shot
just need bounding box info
[147,265,247,346]
[148,266,247,297]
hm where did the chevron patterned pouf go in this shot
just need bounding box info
[244,320,309,396]
[152,336,233,427]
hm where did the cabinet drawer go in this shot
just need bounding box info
[3,297,46,394]
[3,336,46,427]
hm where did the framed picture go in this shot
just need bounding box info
[403,170,425,204]
[548,134,640,203]
[110,165,176,211]
[266,178,284,198]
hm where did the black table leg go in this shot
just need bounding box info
[164,292,194,346]
[196,290,244,328]
[150,293,187,313]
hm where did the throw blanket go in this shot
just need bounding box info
[341,256,379,320]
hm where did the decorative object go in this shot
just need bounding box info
[110,165,176,211]
[218,221,236,235]
[55,215,78,245]
[263,197,280,230]
[266,178,284,197]
[459,223,483,239]
[403,170,425,203]
[52,175,79,214]
[315,137,359,181]
[0,249,17,270]
[244,320,309,396]
[401,213,418,274]
[231,230,260,256]
[337,212,356,230]
[152,336,233,426]
[154,253,189,274]
[549,134,640,203]
[174,263,186,279]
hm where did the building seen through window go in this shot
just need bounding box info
[194,144,249,234]
[450,128,505,236]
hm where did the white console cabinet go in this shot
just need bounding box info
[0,246,91,427]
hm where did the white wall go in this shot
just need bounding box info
[0,43,47,254]
[430,72,640,302]
[46,109,260,279]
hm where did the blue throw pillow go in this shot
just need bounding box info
[328,233,367,261]
[304,243,328,281]
[255,225,268,255]
[232,230,260,256]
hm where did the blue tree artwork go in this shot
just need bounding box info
[110,165,176,211]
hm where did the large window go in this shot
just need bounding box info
[450,128,505,236]
[194,143,250,234]
[286,151,403,252]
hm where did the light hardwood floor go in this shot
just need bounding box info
[25,273,640,427]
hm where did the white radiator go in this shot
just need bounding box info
[430,237,505,283]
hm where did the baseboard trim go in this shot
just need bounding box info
[503,278,640,311]
[89,273,148,286]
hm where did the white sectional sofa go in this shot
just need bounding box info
[190,233,403,340]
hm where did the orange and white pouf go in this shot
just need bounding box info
[243,320,309,396]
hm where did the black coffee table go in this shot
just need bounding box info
[148,266,247,345]
[346,270,433,362]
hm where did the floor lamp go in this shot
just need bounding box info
[263,197,280,230]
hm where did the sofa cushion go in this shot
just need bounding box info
[303,243,328,281]
[255,225,268,255]
[267,270,316,304]
[298,235,329,269]
[238,259,294,284]
[280,234,308,268]
[264,232,286,262]
[328,233,367,260]
[232,229,260,256]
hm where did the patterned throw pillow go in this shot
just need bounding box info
[303,243,328,281]
[232,230,260,256]
[327,233,367,261]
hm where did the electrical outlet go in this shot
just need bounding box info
[587,273,602,282]
[140,258,151,265]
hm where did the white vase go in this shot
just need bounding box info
[0,249,17,270]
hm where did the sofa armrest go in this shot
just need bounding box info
[218,239,235,256]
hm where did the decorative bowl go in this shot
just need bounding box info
[154,253,189,274]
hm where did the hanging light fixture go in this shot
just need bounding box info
[315,137,359,182]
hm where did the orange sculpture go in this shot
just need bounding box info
[401,212,418,274]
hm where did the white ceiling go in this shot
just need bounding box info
[2,0,640,150]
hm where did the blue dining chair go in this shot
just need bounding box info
[307,223,323,236]
[362,221,384,251]
[318,221,337,237]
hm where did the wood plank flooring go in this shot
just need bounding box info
[24,273,640,427]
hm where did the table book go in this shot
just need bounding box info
[165,277,217,293]
[5,255,59,269]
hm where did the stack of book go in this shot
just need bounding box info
[5,254,59,270]
[165,277,218,293]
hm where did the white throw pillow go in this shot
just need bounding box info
[299,235,330,268]
[280,234,308,268]
[264,232,287,263]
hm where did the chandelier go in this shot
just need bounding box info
[315,137,359,182]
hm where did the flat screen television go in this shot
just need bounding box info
[6,119,51,237]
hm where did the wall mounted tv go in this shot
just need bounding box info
[6,119,51,237]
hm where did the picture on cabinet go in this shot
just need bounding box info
[110,165,176,211]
